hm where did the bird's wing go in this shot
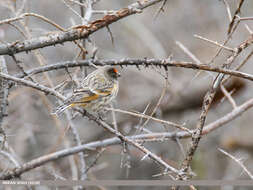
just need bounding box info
[71,93,99,104]
[65,90,99,105]
[81,71,115,96]
[91,87,114,96]
[88,77,114,96]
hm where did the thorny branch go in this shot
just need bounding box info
[0,71,182,179]
[0,0,253,183]
[0,72,65,101]
[0,96,253,180]
[14,58,253,82]
[0,0,164,56]
[0,109,184,179]
[178,30,253,179]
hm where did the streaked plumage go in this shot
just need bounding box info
[53,66,120,114]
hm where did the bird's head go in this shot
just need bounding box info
[105,67,121,81]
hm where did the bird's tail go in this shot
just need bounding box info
[51,103,72,115]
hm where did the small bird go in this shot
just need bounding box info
[53,66,120,115]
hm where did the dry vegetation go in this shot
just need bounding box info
[0,0,253,189]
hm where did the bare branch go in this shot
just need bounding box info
[202,98,253,135]
[106,107,191,133]
[137,74,168,134]
[0,12,66,31]
[15,59,253,82]
[0,110,184,179]
[65,111,87,181]
[176,41,203,65]
[0,150,20,168]
[0,0,164,56]
[194,35,235,52]
[1,96,252,180]
[228,0,245,34]
[110,103,118,131]
[221,0,232,22]
[0,72,65,101]
[218,148,253,179]
[220,84,237,109]
[179,32,253,178]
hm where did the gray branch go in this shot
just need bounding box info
[0,96,253,179]
[0,0,163,56]
[15,58,253,82]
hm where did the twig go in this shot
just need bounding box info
[11,55,35,83]
[0,110,184,179]
[105,26,114,46]
[176,40,212,83]
[82,0,93,25]
[67,0,87,7]
[137,72,168,134]
[180,85,216,178]
[154,0,167,20]
[0,150,20,168]
[220,84,237,109]
[0,12,66,31]
[0,96,253,180]
[228,0,245,34]
[16,0,27,16]
[106,107,191,133]
[175,138,186,158]
[110,103,118,131]
[218,148,253,179]
[0,72,65,101]
[202,98,253,135]
[80,111,185,177]
[235,49,253,70]
[176,41,203,65]
[194,34,235,52]
[239,16,253,21]
[222,50,253,84]
[134,103,153,134]
[179,32,253,178]
[221,0,232,22]
[0,0,164,55]
[84,148,106,174]
[208,21,240,65]
[65,111,87,181]
[46,166,66,180]
[7,23,27,39]
[244,24,253,35]
[62,0,84,21]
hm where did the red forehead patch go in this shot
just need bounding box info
[113,68,118,73]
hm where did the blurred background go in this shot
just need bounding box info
[0,0,253,190]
